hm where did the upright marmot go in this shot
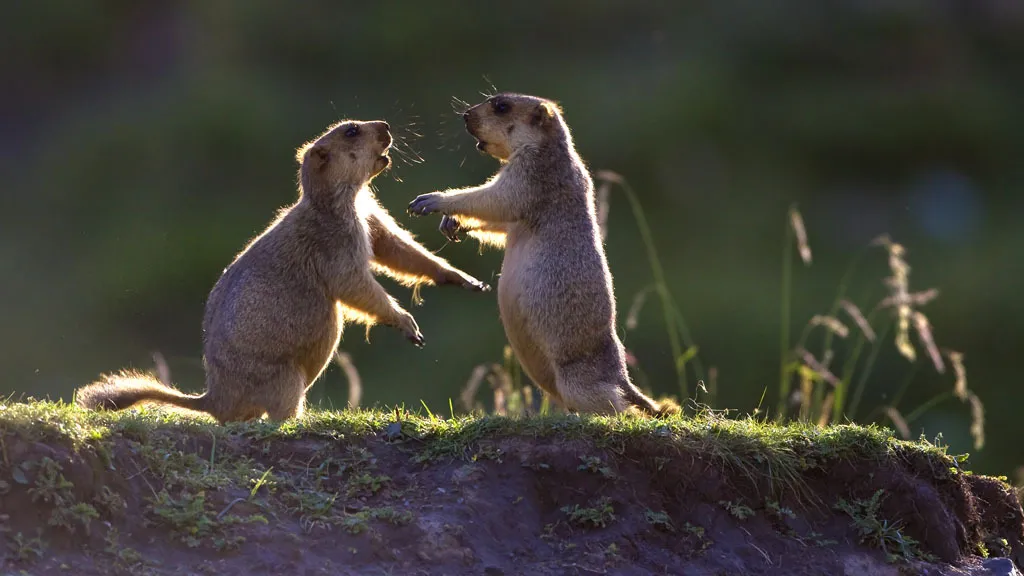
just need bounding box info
[408,93,678,416]
[77,119,489,423]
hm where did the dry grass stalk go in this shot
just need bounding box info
[488,365,514,417]
[911,312,944,374]
[596,179,611,242]
[460,364,491,413]
[839,299,876,342]
[882,406,911,440]
[874,236,941,367]
[894,328,916,364]
[460,360,520,416]
[333,351,362,409]
[877,288,939,310]
[521,385,535,415]
[798,367,814,422]
[789,207,812,266]
[945,349,968,401]
[967,392,985,450]
[492,386,507,416]
[796,348,840,387]
[809,315,849,338]
[707,366,719,407]
[625,287,653,331]
[595,170,625,185]
[817,392,835,428]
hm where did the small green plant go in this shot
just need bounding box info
[644,509,675,533]
[471,444,504,463]
[562,497,615,529]
[578,456,616,479]
[26,457,72,504]
[147,489,262,549]
[104,528,143,565]
[6,530,46,561]
[682,522,713,553]
[93,485,127,517]
[368,506,414,526]
[765,499,796,520]
[248,467,276,499]
[835,489,935,563]
[339,513,370,535]
[345,473,391,497]
[804,531,838,547]
[719,500,755,521]
[148,490,216,548]
[212,534,247,551]
[50,502,100,534]
[340,506,414,535]
[285,488,337,532]
[26,457,99,534]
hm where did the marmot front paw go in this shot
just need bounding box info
[398,313,425,348]
[460,275,491,292]
[439,215,463,242]
[439,269,491,292]
[406,331,425,348]
[408,193,444,216]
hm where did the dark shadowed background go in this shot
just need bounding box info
[1,1,1022,475]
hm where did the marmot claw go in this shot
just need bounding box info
[407,331,425,348]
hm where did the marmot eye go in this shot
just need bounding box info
[344,125,360,138]
[493,101,510,114]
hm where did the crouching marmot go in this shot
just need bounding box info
[77,119,489,423]
[409,93,678,416]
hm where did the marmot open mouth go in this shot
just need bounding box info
[475,140,487,151]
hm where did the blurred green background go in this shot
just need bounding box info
[2,1,1022,475]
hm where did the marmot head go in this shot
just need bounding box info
[463,93,564,160]
[297,120,392,190]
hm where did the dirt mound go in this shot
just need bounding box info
[0,403,1021,575]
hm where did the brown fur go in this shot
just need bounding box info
[77,120,489,423]
[409,94,678,417]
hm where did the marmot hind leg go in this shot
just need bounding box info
[621,384,681,417]
[251,366,308,421]
[554,360,631,415]
[554,360,680,417]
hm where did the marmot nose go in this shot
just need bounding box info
[381,121,391,132]
[462,112,469,122]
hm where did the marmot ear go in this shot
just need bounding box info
[308,144,330,169]
[531,101,557,127]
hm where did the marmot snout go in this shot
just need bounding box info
[459,94,562,161]
[300,119,393,186]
